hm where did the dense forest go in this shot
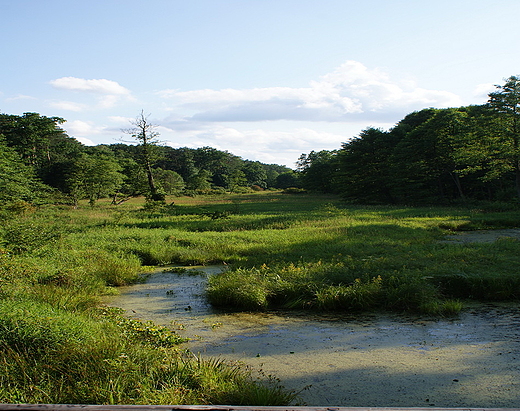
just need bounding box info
[0,111,298,208]
[298,76,520,204]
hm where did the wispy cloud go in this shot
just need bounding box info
[473,83,495,99]
[49,100,87,112]
[4,94,38,102]
[158,121,348,166]
[65,119,109,136]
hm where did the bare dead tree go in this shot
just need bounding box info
[122,110,165,202]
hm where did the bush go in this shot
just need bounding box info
[3,220,62,253]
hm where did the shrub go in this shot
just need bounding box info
[3,220,62,253]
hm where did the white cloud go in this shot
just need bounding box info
[160,123,348,167]
[49,77,135,109]
[158,60,463,123]
[64,120,107,136]
[50,77,131,95]
[108,115,134,124]
[5,94,37,102]
[473,83,495,99]
[75,136,95,146]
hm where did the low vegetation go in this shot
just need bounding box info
[1,192,520,404]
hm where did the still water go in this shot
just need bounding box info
[106,266,520,407]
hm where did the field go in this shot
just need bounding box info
[1,192,520,405]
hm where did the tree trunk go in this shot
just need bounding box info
[450,172,465,200]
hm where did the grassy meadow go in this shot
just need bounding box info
[1,191,520,404]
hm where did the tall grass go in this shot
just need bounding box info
[0,195,302,405]
[1,192,519,404]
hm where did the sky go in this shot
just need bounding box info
[1,0,519,168]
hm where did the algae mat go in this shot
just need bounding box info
[107,267,520,407]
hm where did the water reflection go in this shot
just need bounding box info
[106,266,520,408]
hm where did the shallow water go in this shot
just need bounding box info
[106,266,520,407]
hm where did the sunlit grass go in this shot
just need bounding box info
[1,192,519,404]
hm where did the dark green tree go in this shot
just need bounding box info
[296,150,339,193]
[226,168,248,192]
[156,147,198,184]
[186,169,212,193]
[0,112,84,189]
[241,161,268,188]
[66,147,125,207]
[192,147,242,187]
[336,129,396,203]
[275,172,301,189]
[0,112,67,166]
[485,76,520,198]
[153,168,185,195]
[0,137,49,204]
[389,108,469,203]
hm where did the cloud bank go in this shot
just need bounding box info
[56,61,468,167]
[159,61,463,124]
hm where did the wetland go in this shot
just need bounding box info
[108,265,520,407]
[3,193,520,405]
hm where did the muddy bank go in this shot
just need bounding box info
[106,267,520,407]
[186,306,520,407]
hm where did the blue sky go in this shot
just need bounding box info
[1,0,519,167]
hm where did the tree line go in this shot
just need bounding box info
[298,76,520,204]
[0,111,298,207]
[3,76,519,208]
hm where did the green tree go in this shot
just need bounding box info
[485,76,520,198]
[296,150,339,193]
[153,168,185,195]
[192,147,242,187]
[0,112,67,166]
[186,169,212,193]
[275,172,301,189]
[336,129,397,203]
[0,113,84,190]
[67,148,124,207]
[0,137,48,204]
[389,108,469,203]
[226,168,248,192]
[241,161,268,188]
[156,147,198,184]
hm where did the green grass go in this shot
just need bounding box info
[1,192,520,404]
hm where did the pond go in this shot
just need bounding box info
[105,266,520,408]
